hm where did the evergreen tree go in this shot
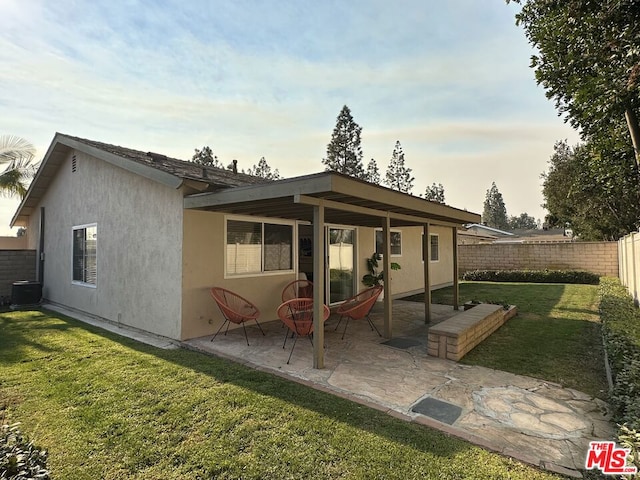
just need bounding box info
[247,156,281,180]
[508,213,538,230]
[424,182,445,203]
[364,158,381,184]
[482,182,509,229]
[322,105,365,179]
[385,140,414,193]
[192,146,221,167]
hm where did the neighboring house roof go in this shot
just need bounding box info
[11,133,266,226]
[495,228,574,244]
[463,223,515,237]
[12,133,482,228]
[457,229,498,244]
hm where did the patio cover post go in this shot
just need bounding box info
[452,226,459,310]
[313,203,325,369]
[382,215,392,338]
[423,223,431,323]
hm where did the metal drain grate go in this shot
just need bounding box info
[411,397,462,425]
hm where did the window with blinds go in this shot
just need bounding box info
[72,224,97,286]
[226,219,293,275]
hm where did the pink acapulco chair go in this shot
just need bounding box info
[281,279,314,302]
[277,298,330,364]
[210,287,265,346]
[334,285,384,340]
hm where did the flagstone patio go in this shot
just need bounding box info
[185,300,614,478]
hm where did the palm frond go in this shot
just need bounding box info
[0,168,28,198]
[0,135,35,166]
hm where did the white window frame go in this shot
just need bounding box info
[374,229,402,257]
[224,215,296,279]
[71,223,97,288]
[430,233,440,263]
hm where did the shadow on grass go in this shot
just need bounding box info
[0,310,73,361]
[0,308,474,462]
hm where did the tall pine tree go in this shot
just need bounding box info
[482,182,509,229]
[192,146,221,168]
[364,158,381,184]
[323,105,365,179]
[385,141,414,193]
[247,156,281,180]
[424,182,445,203]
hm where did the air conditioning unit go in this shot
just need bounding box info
[11,281,42,307]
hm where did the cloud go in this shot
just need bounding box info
[0,0,581,234]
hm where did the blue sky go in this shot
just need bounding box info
[0,0,579,235]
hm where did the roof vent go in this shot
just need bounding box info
[232,159,238,174]
[147,152,167,163]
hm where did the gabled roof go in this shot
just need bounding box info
[11,133,482,229]
[11,133,265,226]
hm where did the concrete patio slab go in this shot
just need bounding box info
[184,300,614,478]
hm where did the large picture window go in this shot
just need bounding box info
[72,224,97,286]
[375,230,402,256]
[226,219,293,275]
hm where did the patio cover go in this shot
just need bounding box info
[185,172,481,368]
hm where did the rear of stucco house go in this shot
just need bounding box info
[12,134,479,341]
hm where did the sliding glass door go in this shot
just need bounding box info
[328,227,355,304]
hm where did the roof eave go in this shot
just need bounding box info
[11,133,184,227]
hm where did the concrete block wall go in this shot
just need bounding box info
[428,304,517,361]
[458,242,618,277]
[0,250,37,303]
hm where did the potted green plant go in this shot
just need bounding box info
[362,253,401,288]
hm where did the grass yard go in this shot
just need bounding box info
[414,281,608,398]
[0,309,564,480]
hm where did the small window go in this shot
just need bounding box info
[72,224,97,286]
[430,234,439,262]
[375,230,402,256]
[226,218,293,275]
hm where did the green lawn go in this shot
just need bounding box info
[425,281,608,398]
[0,309,564,480]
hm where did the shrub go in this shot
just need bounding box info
[0,422,49,479]
[461,269,600,284]
[599,278,640,472]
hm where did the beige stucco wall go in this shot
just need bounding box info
[181,214,458,340]
[181,210,297,340]
[356,225,454,297]
[26,150,184,339]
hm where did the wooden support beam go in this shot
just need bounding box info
[382,215,392,338]
[452,227,459,310]
[313,203,325,369]
[423,223,431,323]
